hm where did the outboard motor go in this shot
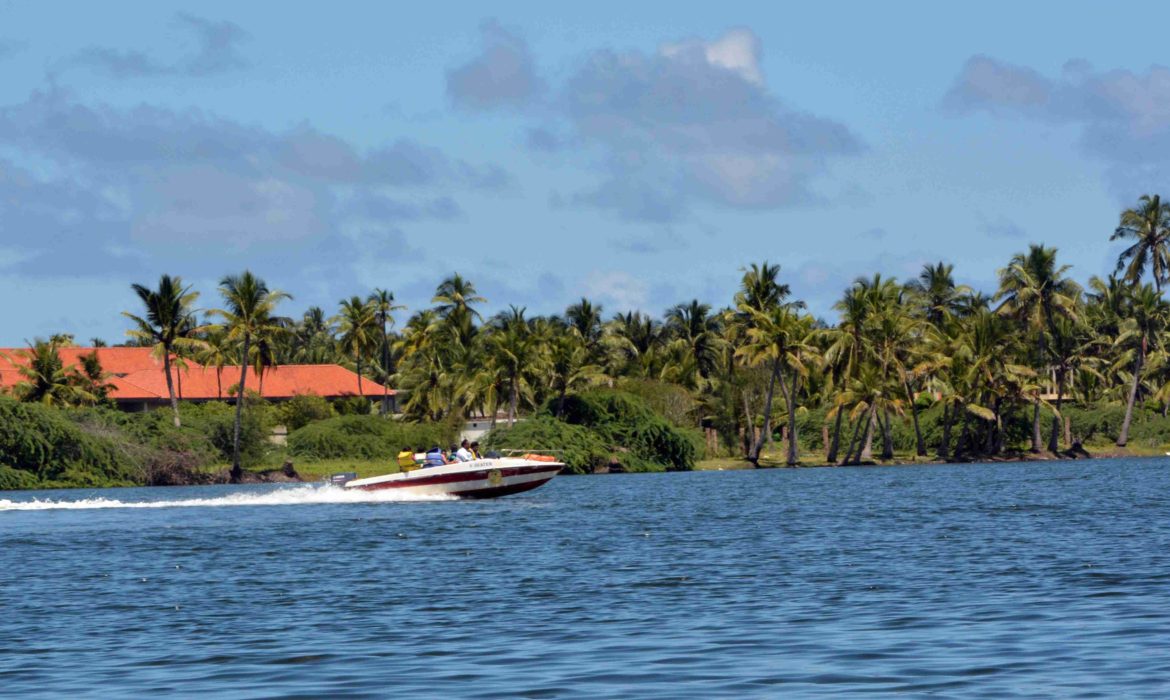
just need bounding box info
[329,472,357,486]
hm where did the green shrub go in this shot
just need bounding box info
[614,379,698,427]
[279,393,335,431]
[288,416,453,460]
[545,389,697,470]
[0,464,39,490]
[332,396,372,416]
[181,400,273,467]
[482,417,609,474]
[0,398,138,486]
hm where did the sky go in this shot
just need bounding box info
[1,1,1168,344]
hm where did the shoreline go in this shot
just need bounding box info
[3,445,1166,493]
[694,443,1168,471]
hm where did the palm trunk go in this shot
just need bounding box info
[860,410,875,461]
[230,332,250,483]
[880,408,894,460]
[216,366,222,400]
[356,353,364,395]
[844,413,865,465]
[785,370,799,466]
[904,378,925,456]
[163,349,180,428]
[939,403,952,461]
[827,408,844,463]
[381,325,391,416]
[1048,369,1066,453]
[748,359,780,464]
[508,377,518,427]
[956,411,971,459]
[741,391,754,457]
[1118,345,1145,447]
[1030,401,1042,453]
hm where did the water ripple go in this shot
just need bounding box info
[2,458,1170,697]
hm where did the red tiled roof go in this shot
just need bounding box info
[0,347,393,401]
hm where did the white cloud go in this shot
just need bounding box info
[660,27,763,85]
[583,270,650,311]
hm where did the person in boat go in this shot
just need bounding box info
[469,441,482,459]
[397,447,420,472]
[454,439,475,462]
[425,445,448,467]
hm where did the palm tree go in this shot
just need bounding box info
[547,331,605,416]
[122,274,201,427]
[1115,283,1168,446]
[5,340,96,407]
[432,273,486,347]
[736,305,815,466]
[1112,194,1170,293]
[212,271,291,482]
[334,296,379,397]
[604,311,663,377]
[76,350,115,405]
[566,298,604,357]
[485,306,545,426]
[824,284,870,462]
[395,310,450,421]
[995,244,1079,452]
[1046,314,1097,452]
[664,300,723,386]
[907,262,967,327]
[195,327,232,399]
[368,288,405,415]
[292,307,338,364]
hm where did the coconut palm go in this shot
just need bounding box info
[1045,314,1098,451]
[1115,283,1169,446]
[995,244,1080,452]
[907,262,968,327]
[6,340,96,407]
[333,296,379,398]
[664,300,723,386]
[395,310,453,421]
[604,311,663,377]
[123,274,202,427]
[368,288,405,415]
[1112,194,1170,293]
[195,327,232,399]
[547,331,605,417]
[736,305,818,466]
[211,271,291,482]
[485,306,545,426]
[565,298,604,352]
[432,273,485,347]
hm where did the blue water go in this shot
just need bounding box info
[2,459,1169,698]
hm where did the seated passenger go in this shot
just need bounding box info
[397,448,419,471]
[424,446,447,467]
[455,439,475,462]
[469,441,482,459]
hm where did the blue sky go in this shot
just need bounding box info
[1,1,1166,343]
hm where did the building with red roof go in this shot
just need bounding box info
[0,346,394,411]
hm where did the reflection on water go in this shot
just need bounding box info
[2,459,1169,697]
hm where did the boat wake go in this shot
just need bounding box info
[0,484,456,511]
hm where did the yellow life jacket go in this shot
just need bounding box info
[397,450,418,470]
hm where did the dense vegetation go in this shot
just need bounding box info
[7,193,1170,489]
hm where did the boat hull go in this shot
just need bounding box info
[342,459,562,499]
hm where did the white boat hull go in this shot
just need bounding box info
[342,458,562,499]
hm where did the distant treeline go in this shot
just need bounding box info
[5,194,1170,483]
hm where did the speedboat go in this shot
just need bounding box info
[332,455,563,499]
